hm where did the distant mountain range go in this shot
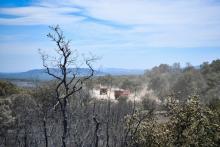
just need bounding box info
[0,68,144,80]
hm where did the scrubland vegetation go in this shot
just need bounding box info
[0,27,220,147]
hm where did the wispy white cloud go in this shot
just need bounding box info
[46,0,220,25]
[0,0,220,48]
[0,6,83,25]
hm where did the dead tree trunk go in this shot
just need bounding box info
[93,116,100,147]
[61,99,68,147]
[24,128,28,147]
[106,101,110,147]
[106,77,112,147]
[43,116,48,147]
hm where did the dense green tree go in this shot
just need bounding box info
[172,68,207,102]
[125,95,220,147]
[167,95,220,146]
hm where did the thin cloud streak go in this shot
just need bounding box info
[0,0,220,47]
[0,6,84,25]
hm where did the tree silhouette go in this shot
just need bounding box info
[39,25,95,147]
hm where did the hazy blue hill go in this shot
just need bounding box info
[0,69,52,80]
[99,68,144,75]
[0,68,144,80]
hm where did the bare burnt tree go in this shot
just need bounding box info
[39,25,95,147]
[106,76,113,147]
[93,116,100,147]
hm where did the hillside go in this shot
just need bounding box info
[0,68,144,80]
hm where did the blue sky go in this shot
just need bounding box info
[0,0,220,72]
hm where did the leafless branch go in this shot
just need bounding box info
[39,25,96,147]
